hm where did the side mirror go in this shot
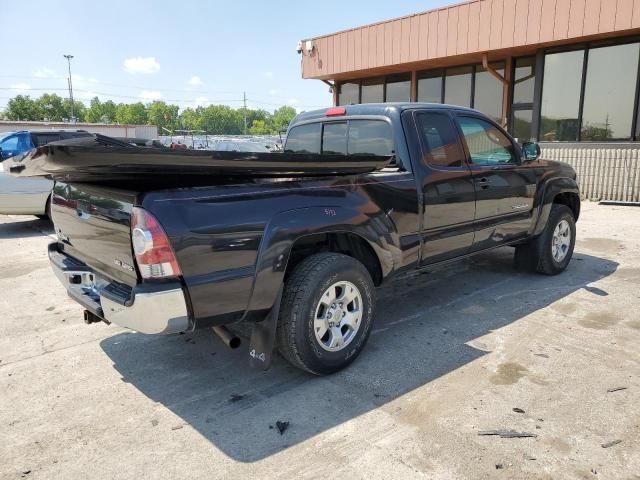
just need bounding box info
[522,142,540,162]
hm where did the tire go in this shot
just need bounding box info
[276,252,376,375]
[514,204,576,275]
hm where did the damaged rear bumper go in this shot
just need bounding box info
[48,243,192,334]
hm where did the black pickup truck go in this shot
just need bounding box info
[34,103,579,375]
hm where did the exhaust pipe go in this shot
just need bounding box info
[212,326,241,349]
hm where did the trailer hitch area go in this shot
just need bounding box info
[248,286,283,371]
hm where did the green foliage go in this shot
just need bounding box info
[115,102,147,125]
[147,101,180,133]
[248,119,270,135]
[4,95,41,121]
[271,106,297,132]
[86,97,117,124]
[1,94,298,134]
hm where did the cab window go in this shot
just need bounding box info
[322,122,347,155]
[415,112,464,167]
[348,120,393,156]
[284,123,321,154]
[33,134,62,147]
[457,116,517,165]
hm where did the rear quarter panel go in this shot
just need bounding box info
[142,172,417,328]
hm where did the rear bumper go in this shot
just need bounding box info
[48,243,192,334]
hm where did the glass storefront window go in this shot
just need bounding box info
[513,57,536,104]
[386,76,411,102]
[444,66,472,107]
[361,78,384,103]
[581,42,639,141]
[337,83,359,106]
[512,110,533,142]
[418,70,442,103]
[474,62,504,122]
[540,50,584,141]
[417,73,443,103]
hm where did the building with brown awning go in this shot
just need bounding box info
[299,0,640,202]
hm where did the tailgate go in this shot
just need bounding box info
[51,182,139,287]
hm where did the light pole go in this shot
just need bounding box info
[63,54,75,122]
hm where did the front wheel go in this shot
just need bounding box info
[276,253,376,375]
[514,204,576,275]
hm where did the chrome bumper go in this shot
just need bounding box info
[48,243,191,335]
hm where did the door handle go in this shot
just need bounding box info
[475,177,491,189]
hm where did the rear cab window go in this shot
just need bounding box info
[285,119,396,166]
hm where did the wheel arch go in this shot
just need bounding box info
[244,206,398,318]
[532,178,580,237]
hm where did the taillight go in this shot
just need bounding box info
[131,207,182,279]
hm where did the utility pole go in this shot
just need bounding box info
[243,91,247,135]
[63,54,75,122]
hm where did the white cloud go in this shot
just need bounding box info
[188,76,203,86]
[10,83,31,94]
[124,57,160,74]
[286,98,299,106]
[268,89,279,96]
[193,96,209,107]
[264,71,274,78]
[140,90,163,101]
[33,68,56,78]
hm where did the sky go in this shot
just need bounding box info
[1,0,451,113]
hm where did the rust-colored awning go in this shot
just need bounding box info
[301,0,640,81]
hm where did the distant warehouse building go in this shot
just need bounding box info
[0,121,157,140]
[299,0,640,202]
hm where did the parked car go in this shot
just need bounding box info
[0,130,92,217]
[33,103,579,375]
[213,140,274,152]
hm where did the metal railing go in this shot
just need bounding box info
[540,143,640,203]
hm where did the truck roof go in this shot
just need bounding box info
[292,102,479,124]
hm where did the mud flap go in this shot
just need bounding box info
[248,286,283,370]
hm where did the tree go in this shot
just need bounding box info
[86,97,116,124]
[248,119,270,135]
[271,106,297,132]
[37,94,66,121]
[178,107,200,131]
[1,92,297,133]
[4,95,41,121]
[198,105,243,134]
[115,102,147,125]
[62,99,86,122]
[146,100,179,133]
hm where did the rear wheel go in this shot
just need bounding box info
[276,253,375,375]
[514,204,576,275]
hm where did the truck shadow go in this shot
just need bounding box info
[100,247,617,462]
[0,217,53,239]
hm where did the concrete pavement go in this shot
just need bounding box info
[1,202,639,479]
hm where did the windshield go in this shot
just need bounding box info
[0,131,15,142]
